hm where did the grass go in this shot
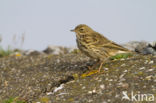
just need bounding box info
[0,33,25,58]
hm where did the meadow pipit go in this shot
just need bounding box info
[71,24,131,72]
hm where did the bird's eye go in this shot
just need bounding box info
[80,28,84,31]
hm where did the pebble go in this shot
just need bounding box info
[121,83,129,89]
[139,67,145,70]
[144,60,148,64]
[102,101,107,103]
[120,78,126,82]
[56,59,60,63]
[82,86,86,89]
[123,70,128,73]
[120,58,125,61]
[119,73,125,79]
[143,85,146,88]
[88,89,96,94]
[105,78,108,81]
[108,79,113,82]
[121,64,126,66]
[145,75,153,80]
[107,99,111,102]
[88,91,92,94]
[92,89,96,93]
[46,92,53,95]
[104,68,109,71]
[53,84,64,93]
[117,82,129,89]
[100,84,105,89]
[147,69,154,72]
[149,60,154,64]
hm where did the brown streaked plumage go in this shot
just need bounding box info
[71,24,131,72]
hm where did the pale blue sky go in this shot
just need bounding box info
[0,0,156,50]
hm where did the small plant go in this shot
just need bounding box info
[0,46,13,57]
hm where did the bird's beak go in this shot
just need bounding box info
[70,29,75,32]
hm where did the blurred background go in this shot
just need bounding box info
[0,0,156,50]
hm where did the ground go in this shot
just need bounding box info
[0,52,155,103]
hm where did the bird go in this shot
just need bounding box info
[71,24,131,72]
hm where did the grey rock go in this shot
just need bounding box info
[122,41,156,55]
[141,41,156,55]
[43,45,75,55]
[142,47,156,55]
[24,49,42,56]
[148,41,156,51]
[121,41,148,51]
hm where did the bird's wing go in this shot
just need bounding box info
[91,32,130,52]
[104,41,129,51]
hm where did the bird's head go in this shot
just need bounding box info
[71,24,94,35]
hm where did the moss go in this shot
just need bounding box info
[152,65,156,68]
[110,53,133,60]
[81,70,99,78]
[39,97,50,103]
[72,73,79,79]
[67,98,74,102]
[137,71,144,76]
[3,97,26,103]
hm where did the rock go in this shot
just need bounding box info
[24,49,43,56]
[142,47,156,55]
[122,41,148,51]
[122,41,156,55]
[138,41,156,55]
[43,45,75,55]
[149,41,156,50]
[146,41,156,55]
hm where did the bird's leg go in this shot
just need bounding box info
[98,61,104,72]
[88,59,100,70]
